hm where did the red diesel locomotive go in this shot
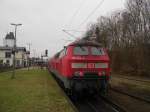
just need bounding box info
[48,40,111,95]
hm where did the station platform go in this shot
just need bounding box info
[0,68,74,112]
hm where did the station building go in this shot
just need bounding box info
[0,32,28,67]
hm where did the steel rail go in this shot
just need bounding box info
[111,88,150,104]
[99,95,127,112]
[86,101,100,112]
[113,75,150,83]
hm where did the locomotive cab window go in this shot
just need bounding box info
[54,52,60,59]
[59,48,67,58]
[73,46,89,55]
[91,47,105,55]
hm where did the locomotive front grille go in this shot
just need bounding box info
[72,72,106,80]
[84,72,98,78]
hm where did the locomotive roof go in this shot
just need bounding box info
[68,40,101,47]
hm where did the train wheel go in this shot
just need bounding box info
[65,88,72,96]
[100,79,108,95]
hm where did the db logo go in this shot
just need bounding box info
[87,63,95,68]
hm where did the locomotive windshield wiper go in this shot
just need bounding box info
[79,46,86,51]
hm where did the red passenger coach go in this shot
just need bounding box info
[48,40,111,95]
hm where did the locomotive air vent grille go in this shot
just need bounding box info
[84,72,99,79]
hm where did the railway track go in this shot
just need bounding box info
[113,75,150,83]
[49,70,150,112]
[49,71,126,112]
[99,95,127,112]
[72,87,150,112]
[107,88,150,112]
[77,87,150,112]
[72,95,127,112]
[110,88,150,104]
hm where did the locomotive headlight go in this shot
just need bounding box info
[95,63,108,68]
[72,63,87,68]
[74,72,80,77]
[74,71,84,77]
[101,71,106,76]
[98,71,106,76]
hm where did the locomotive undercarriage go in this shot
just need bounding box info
[66,72,109,96]
[50,69,109,96]
[69,77,108,95]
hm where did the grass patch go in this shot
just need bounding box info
[0,69,74,112]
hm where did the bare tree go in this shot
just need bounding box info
[84,0,150,76]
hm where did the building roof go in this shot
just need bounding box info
[5,32,15,39]
[0,46,26,52]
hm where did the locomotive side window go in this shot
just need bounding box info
[54,52,60,58]
[91,47,105,55]
[73,46,89,55]
[59,48,67,58]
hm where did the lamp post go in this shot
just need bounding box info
[27,43,32,70]
[10,23,22,79]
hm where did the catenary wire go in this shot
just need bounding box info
[68,0,87,28]
[78,0,105,28]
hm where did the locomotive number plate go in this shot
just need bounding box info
[87,63,95,68]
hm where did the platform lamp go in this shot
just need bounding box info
[10,23,22,79]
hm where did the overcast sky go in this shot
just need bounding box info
[0,0,125,57]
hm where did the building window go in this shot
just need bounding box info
[16,60,20,66]
[0,60,3,64]
[6,60,10,64]
[5,52,11,58]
